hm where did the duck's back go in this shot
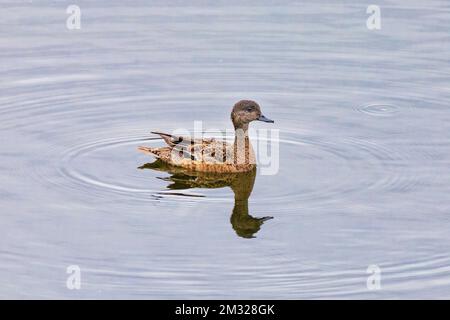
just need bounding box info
[138,133,256,173]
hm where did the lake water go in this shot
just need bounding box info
[1,0,450,299]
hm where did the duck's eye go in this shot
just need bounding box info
[246,107,253,112]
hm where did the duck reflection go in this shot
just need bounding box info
[138,159,272,238]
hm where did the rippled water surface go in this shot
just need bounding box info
[1,0,450,299]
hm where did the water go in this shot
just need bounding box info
[1,0,450,299]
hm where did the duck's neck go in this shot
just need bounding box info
[233,126,249,143]
[233,127,254,165]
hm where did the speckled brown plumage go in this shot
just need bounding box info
[138,100,274,173]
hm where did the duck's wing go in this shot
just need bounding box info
[151,131,232,162]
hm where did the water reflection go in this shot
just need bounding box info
[138,159,273,238]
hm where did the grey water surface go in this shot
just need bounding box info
[1,0,450,299]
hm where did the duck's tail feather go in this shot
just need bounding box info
[151,131,182,147]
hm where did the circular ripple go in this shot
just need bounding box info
[43,129,423,211]
[357,103,400,117]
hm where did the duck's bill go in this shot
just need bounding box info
[257,114,274,123]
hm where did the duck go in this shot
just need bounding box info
[138,100,274,173]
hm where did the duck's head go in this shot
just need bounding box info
[231,100,274,130]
